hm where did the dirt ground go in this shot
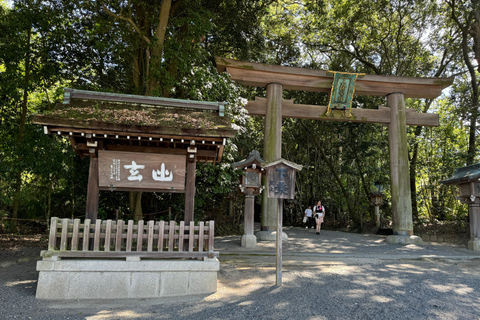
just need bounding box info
[3,227,480,319]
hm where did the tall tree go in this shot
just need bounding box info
[299,0,459,221]
[446,0,480,165]
[1,1,68,231]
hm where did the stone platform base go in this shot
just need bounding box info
[255,230,288,241]
[386,235,423,245]
[241,234,257,248]
[36,258,219,300]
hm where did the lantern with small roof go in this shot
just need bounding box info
[231,150,266,248]
[440,163,480,251]
[232,150,265,195]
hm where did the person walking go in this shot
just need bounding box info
[304,206,313,229]
[313,200,325,235]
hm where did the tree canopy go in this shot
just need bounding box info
[1,0,478,235]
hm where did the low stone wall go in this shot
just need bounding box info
[36,258,219,300]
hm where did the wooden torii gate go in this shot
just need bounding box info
[216,57,454,244]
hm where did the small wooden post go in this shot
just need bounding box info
[48,217,58,251]
[264,158,302,287]
[276,198,283,286]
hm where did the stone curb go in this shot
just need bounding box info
[218,251,480,261]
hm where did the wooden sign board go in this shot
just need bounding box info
[98,150,186,192]
[266,163,296,199]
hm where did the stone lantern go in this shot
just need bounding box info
[369,181,384,228]
[440,163,480,251]
[369,192,383,228]
[232,150,265,248]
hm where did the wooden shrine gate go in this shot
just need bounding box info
[33,89,236,300]
[216,57,453,243]
[33,88,237,224]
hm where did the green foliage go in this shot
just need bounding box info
[0,0,475,236]
[194,162,242,220]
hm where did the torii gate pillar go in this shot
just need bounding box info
[386,92,422,244]
[257,83,288,241]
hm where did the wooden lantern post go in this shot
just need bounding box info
[232,150,266,248]
[264,159,302,286]
[440,163,480,251]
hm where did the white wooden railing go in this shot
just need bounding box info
[42,217,217,260]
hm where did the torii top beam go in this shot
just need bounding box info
[215,57,454,99]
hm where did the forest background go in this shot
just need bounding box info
[1,0,478,240]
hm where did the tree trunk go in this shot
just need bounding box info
[47,180,52,225]
[467,112,478,165]
[10,28,32,233]
[409,123,426,220]
[146,0,172,95]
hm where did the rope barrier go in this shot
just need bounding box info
[1,217,49,223]
[1,209,173,222]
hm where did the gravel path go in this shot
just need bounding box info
[2,228,480,319]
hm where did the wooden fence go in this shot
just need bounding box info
[43,217,217,260]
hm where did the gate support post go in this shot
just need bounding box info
[86,156,99,222]
[185,152,197,225]
[258,82,287,241]
[386,92,422,244]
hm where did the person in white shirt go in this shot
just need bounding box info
[313,200,325,235]
[304,206,313,229]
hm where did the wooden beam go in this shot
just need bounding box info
[246,98,439,127]
[41,125,228,143]
[32,115,237,139]
[104,144,187,155]
[98,186,185,193]
[63,88,223,111]
[41,250,218,259]
[216,57,454,99]
[72,144,218,159]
